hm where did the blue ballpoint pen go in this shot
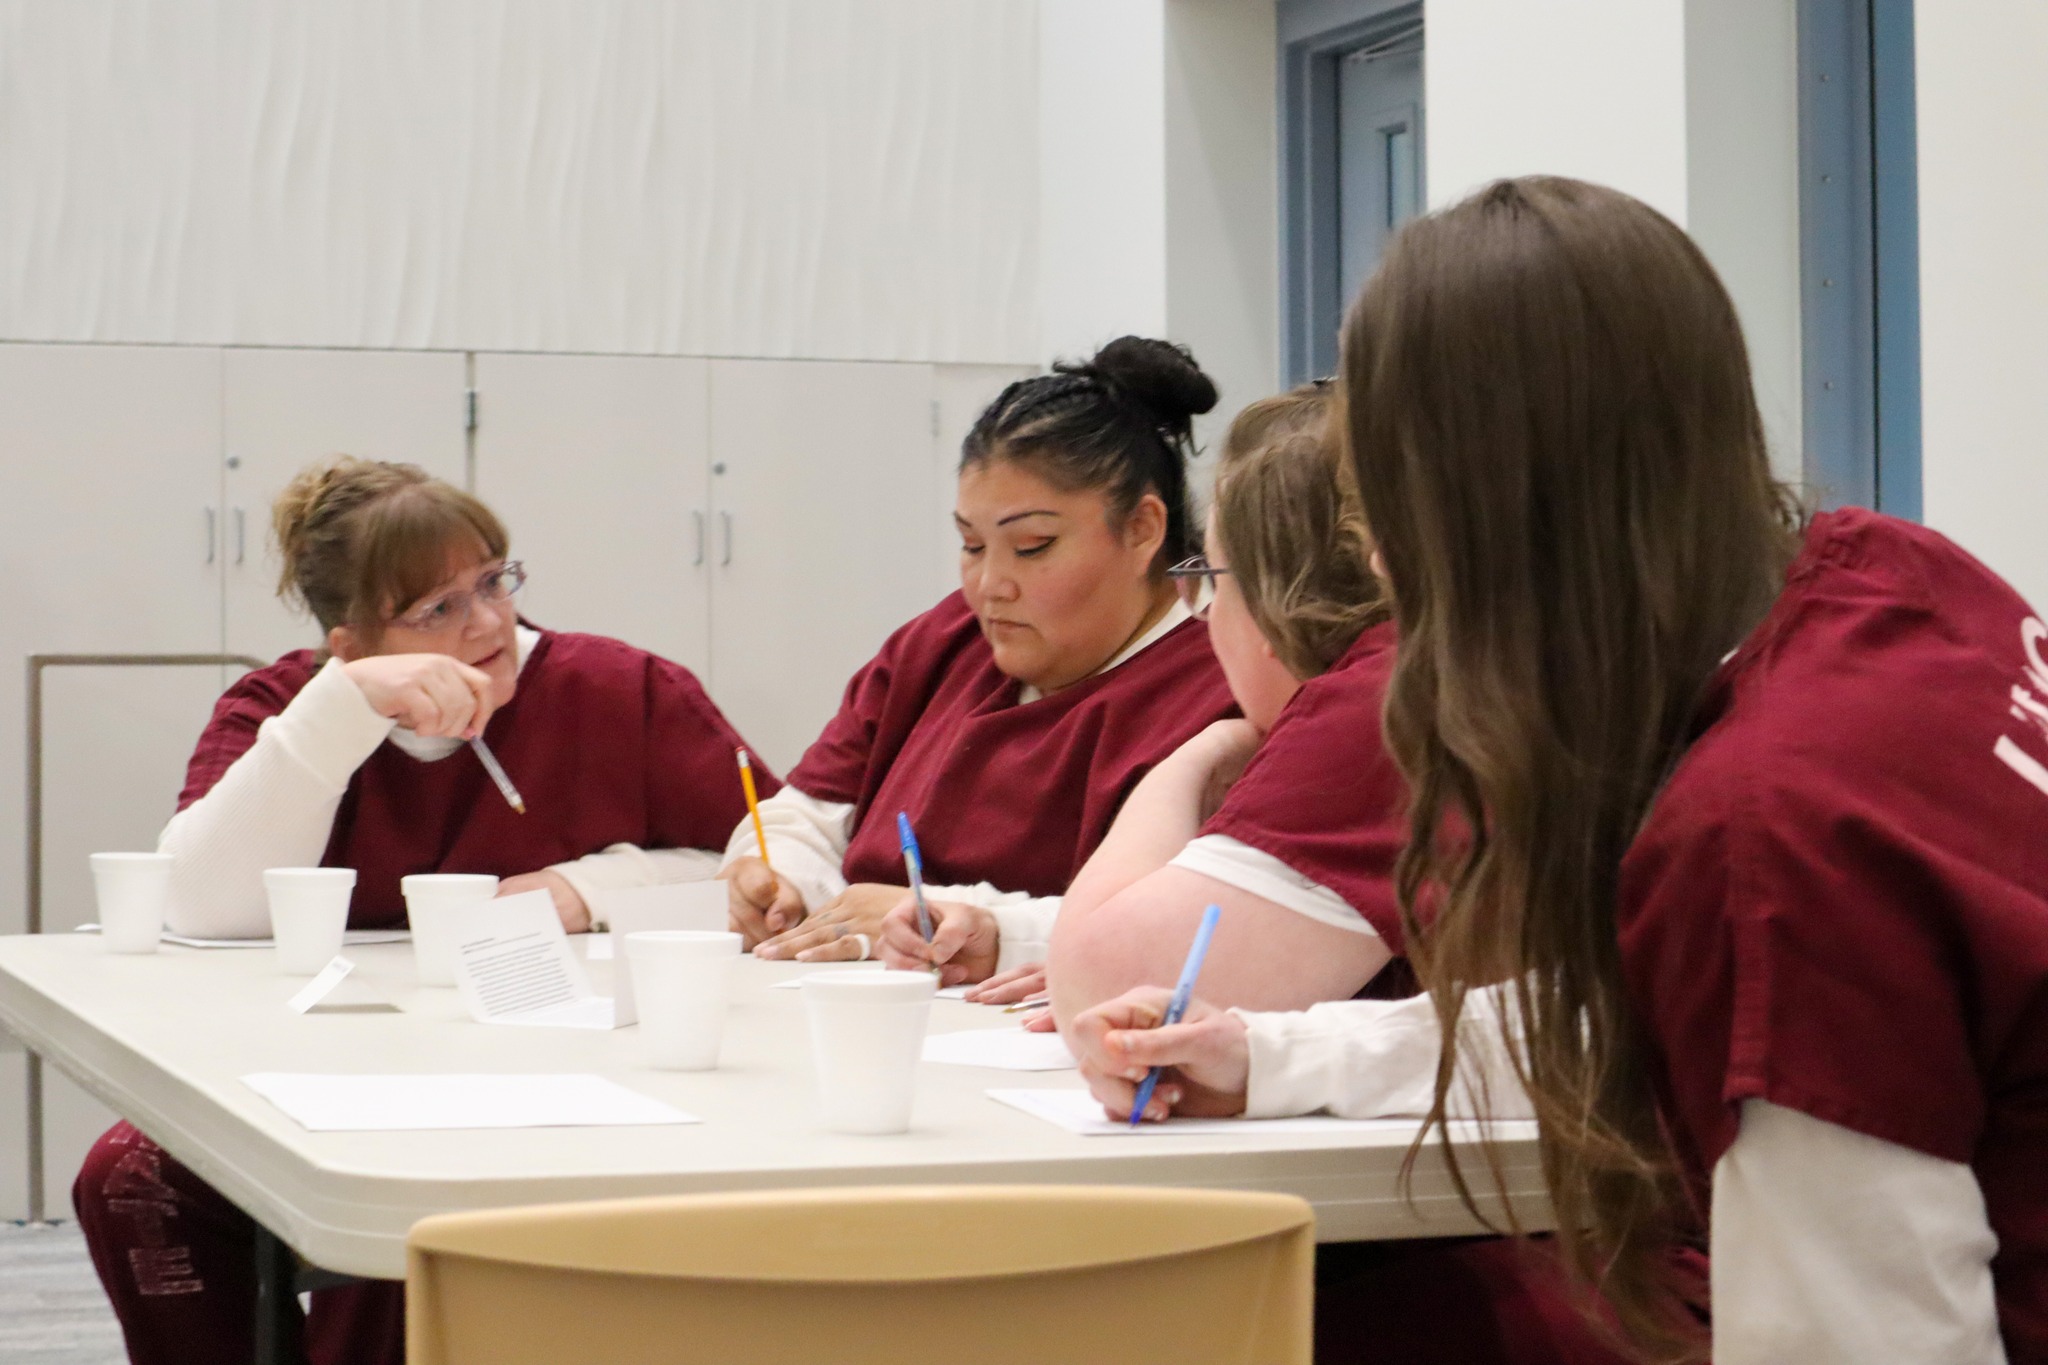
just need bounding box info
[896,812,936,950]
[1129,903,1223,1128]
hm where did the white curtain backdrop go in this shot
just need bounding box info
[0,0,1040,363]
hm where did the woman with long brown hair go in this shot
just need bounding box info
[1066,176,2048,1364]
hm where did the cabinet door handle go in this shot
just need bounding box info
[205,508,216,565]
[720,511,733,567]
[692,510,705,567]
[233,508,246,565]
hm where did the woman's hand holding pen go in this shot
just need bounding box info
[877,897,999,984]
[344,654,496,739]
[1068,987,1251,1123]
[724,857,805,948]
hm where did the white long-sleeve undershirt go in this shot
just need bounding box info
[1233,988,2006,1362]
[157,634,716,937]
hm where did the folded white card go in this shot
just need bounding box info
[922,1029,1077,1071]
[286,957,354,1014]
[241,1073,697,1131]
[449,892,616,1030]
[593,880,729,933]
[987,1087,1543,1140]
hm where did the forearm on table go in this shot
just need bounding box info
[157,660,392,938]
[718,784,852,913]
[1051,862,1393,1031]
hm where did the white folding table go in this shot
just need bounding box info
[0,934,1551,1362]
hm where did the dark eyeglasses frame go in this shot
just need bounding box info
[1166,553,1230,618]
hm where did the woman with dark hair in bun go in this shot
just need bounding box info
[723,336,1238,966]
[73,456,771,1365]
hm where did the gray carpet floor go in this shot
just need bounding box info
[0,1221,126,1364]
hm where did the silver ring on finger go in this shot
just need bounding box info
[851,933,872,961]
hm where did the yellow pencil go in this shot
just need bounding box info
[737,748,772,872]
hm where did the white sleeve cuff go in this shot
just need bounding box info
[719,785,852,913]
[270,657,396,789]
[1235,987,1534,1122]
[1170,836,1377,938]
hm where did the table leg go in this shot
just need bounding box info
[252,1224,308,1365]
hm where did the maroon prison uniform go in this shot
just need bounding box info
[1620,508,2048,1359]
[1201,620,1635,1365]
[73,628,773,1365]
[787,591,1238,895]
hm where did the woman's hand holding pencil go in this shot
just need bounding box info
[723,857,806,949]
[1068,988,1251,1123]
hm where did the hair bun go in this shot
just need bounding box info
[1082,336,1218,433]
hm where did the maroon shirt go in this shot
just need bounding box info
[177,629,776,928]
[787,592,1239,897]
[1619,508,2048,1359]
[1201,621,1408,949]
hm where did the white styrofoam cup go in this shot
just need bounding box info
[626,930,743,1070]
[263,867,355,975]
[401,874,500,985]
[801,970,937,1134]
[90,853,174,954]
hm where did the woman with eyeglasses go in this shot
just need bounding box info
[721,336,1237,970]
[74,455,770,1365]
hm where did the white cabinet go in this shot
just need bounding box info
[223,348,470,663]
[0,343,230,1220]
[706,360,944,773]
[472,354,711,672]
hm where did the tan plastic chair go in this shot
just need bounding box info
[406,1184,1314,1364]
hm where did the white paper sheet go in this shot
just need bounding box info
[75,925,411,950]
[449,892,616,1030]
[922,1028,1076,1071]
[987,1088,1543,1140]
[241,1073,697,1132]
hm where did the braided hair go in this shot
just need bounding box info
[961,336,1218,571]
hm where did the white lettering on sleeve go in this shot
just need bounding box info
[1995,735,2048,799]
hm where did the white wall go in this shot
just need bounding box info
[1685,0,1804,483]
[1036,0,1281,444]
[1423,0,1803,482]
[1914,3,2048,611]
[1165,0,1283,446]
[1425,0,1690,223]
[1038,0,1168,363]
[0,0,1039,364]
